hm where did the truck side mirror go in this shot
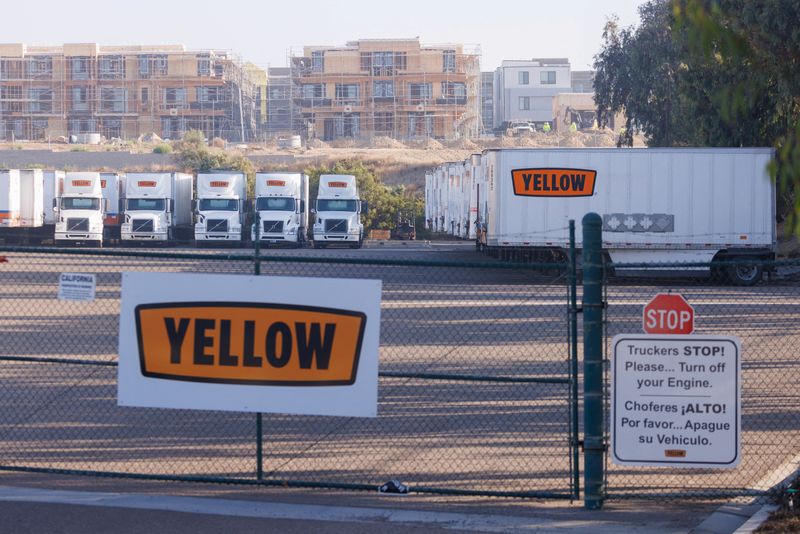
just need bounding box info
[361,200,369,214]
[168,199,174,213]
[191,199,197,211]
[310,208,316,214]
[300,200,305,213]
[53,198,58,211]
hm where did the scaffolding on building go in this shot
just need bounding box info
[278,39,481,142]
[0,43,260,143]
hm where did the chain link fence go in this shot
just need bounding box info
[603,258,800,502]
[0,247,576,499]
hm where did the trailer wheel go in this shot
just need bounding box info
[313,242,324,249]
[727,256,763,286]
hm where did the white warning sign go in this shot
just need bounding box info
[611,335,741,468]
[58,273,96,302]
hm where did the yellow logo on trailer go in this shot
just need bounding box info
[511,168,597,197]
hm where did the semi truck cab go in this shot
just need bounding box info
[194,173,246,244]
[312,174,366,249]
[251,173,309,247]
[54,172,105,246]
[122,173,193,242]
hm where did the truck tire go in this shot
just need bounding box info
[313,241,324,249]
[350,234,363,249]
[727,256,763,286]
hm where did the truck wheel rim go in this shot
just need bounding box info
[735,264,758,281]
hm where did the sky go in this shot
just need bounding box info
[4,0,647,71]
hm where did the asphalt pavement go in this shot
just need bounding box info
[0,471,748,533]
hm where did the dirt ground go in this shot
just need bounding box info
[0,129,642,190]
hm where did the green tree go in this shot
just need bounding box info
[594,0,800,231]
[304,159,423,232]
[173,130,255,196]
[675,0,800,231]
[593,2,691,146]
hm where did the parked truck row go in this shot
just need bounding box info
[0,170,367,249]
[425,147,777,285]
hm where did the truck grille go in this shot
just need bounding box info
[263,220,284,234]
[132,219,153,232]
[66,218,89,232]
[207,219,228,233]
[324,219,348,234]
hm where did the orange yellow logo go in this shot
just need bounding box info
[511,168,597,197]
[135,302,366,386]
[328,181,348,188]
[71,180,92,187]
[137,181,157,187]
[266,180,286,186]
[209,181,229,188]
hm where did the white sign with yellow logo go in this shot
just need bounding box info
[118,272,381,417]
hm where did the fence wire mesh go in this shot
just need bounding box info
[603,258,800,502]
[0,247,574,498]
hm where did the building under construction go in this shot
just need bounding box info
[0,43,260,142]
[288,39,481,141]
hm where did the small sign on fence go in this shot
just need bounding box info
[118,272,381,417]
[58,273,96,302]
[611,334,741,468]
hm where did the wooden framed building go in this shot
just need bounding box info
[290,39,480,142]
[0,43,260,142]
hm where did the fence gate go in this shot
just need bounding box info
[0,247,580,499]
[601,257,800,502]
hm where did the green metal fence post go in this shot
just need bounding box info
[582,212,604,510]
[254,211,264,481]
[568,220,580,500]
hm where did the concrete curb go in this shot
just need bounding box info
[690,503,762,533]
[733,504,778,534]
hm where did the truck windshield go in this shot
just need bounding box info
[127,198,166,211]
[199,199,238,211]
[317,199,358,212]
[61,197,100,210]
[256,197,295,211]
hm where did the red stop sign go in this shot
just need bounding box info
[643,293,695,334]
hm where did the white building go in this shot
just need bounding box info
[493,58,571,129]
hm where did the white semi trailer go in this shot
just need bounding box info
[54,172,105,246]
[251,172,309,247]
[122,173,194,242]
[478,147,775,284]
[0,170,21,231]
[194,172,246,245]
[0,170,65,244]
[312,174,366,249]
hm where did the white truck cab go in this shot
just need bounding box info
[251,173,309,247]
[122,173,193,242]
[194,172,246,245]
[54,172,105,246]
[312,174,366,249]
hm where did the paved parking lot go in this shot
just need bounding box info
[0,242,797,504]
